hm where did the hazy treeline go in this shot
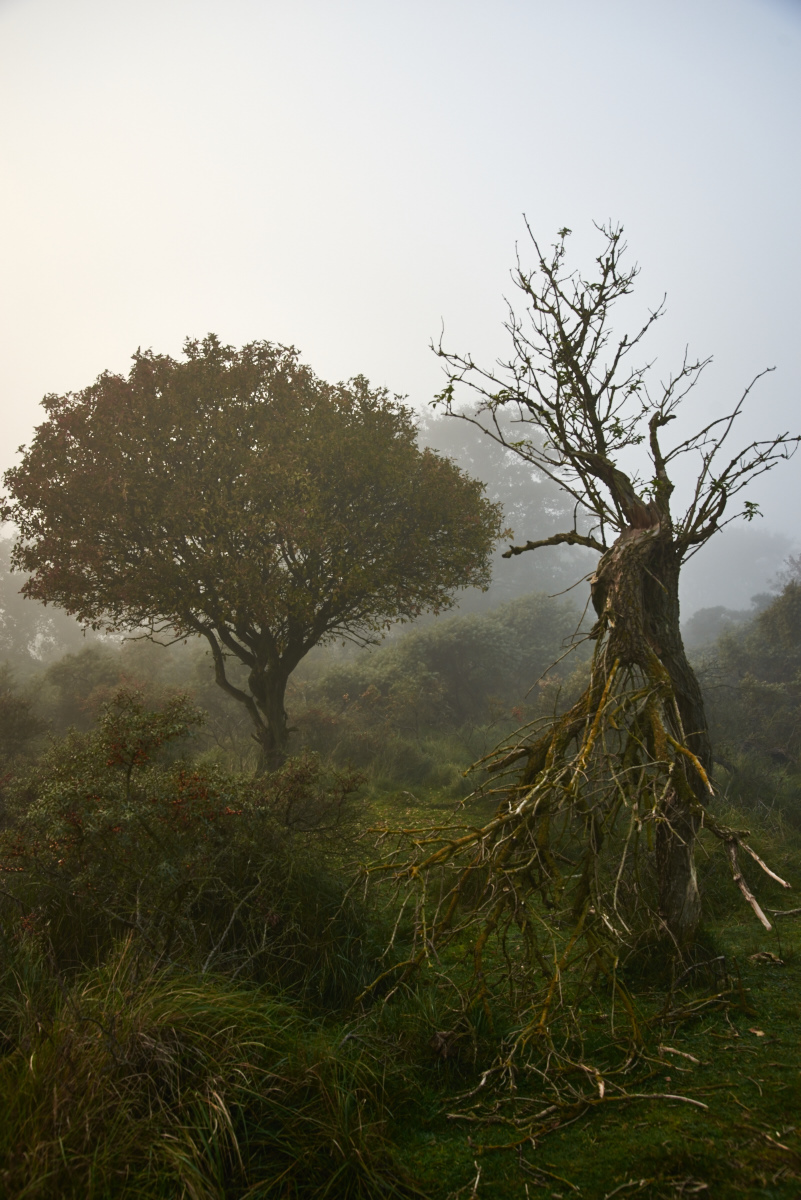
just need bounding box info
[1,540,800,805]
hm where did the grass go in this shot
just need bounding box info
[3,759,801,1198]
[5,919,799,1197]
[355,783,801,1199]
[386,916,801,1198]
[0,938,421,1199]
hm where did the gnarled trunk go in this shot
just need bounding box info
[248,666,291,773]
[591,522,709,945]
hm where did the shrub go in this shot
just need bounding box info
[0,690,375,1006]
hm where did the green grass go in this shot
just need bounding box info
[6,919,799,1197]
[0,939,420,1199]
[385,918,801,1199]
[3,769,801,1198]
[356,785,801,1199]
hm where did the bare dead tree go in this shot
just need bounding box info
[431,222,799,946]
[369,224,797,1005]
[358,224,798,1141]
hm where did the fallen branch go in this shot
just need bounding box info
[725,841,772,931]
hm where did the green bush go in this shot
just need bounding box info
[697,581,801,823]
[0,690,376,1007]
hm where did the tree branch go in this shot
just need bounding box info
[502,530,605,559]
[197,626,265,734]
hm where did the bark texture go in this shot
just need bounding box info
[591,519,710,944]
[248,666,291,773]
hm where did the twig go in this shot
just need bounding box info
[740,842,791,889]
[604,1181,652,1199]
[201,876,262,975]
[658,1045,701,1065]
[623,1092,708,1109]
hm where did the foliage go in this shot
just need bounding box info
[698,580,801,826]
[682,603,755,651]
[3,335,503,765]
[0,612,800,1194]
[0,666,47,771]
[39,643,131,732]
[288,593,590,792]
[0,691,374,1003]
[310,593,585,727]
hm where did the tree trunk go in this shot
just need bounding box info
[591,523,710,946]
[248,667,291,773]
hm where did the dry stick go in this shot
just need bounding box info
[658,1045,701,1065]
[452,1087,709,1157]
[725,841,772,931]
[607,1092,709,1110]
[740,842,791,889]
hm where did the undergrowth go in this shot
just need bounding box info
[0,938,420,1199]
[1,689,801,1197]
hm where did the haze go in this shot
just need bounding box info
[1,0,800,611]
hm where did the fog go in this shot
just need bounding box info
[1,0,799,615]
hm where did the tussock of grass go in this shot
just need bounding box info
[0,939,419,1199]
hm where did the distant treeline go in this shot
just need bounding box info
[1,549,800,825]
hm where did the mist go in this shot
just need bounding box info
[2,7,801,1185]
[1,0,800,536]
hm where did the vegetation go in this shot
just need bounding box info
[0,227,799,1197]
[0,570,798,1196]
[2,336,502,768]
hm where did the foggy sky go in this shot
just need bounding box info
[1,0,800,613]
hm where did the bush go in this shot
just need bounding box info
[697,581,801,823]
[288,594,590,793]
[0,690,376,1006]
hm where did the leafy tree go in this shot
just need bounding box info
[40,645,125,732]
[3,336,502,768]
[701,581,801,797]
[312,591,584,728]
[0,665,47,770]
[393,223,798,955]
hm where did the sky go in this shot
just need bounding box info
[1,0,800,610]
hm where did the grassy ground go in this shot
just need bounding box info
[390,919,801,1200]
[358,782,801,1200]
[3,770,800,1198]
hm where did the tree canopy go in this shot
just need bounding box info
[3,335,503,766]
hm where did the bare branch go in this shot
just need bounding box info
[726,841,772,931]
[502,530,606,559]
